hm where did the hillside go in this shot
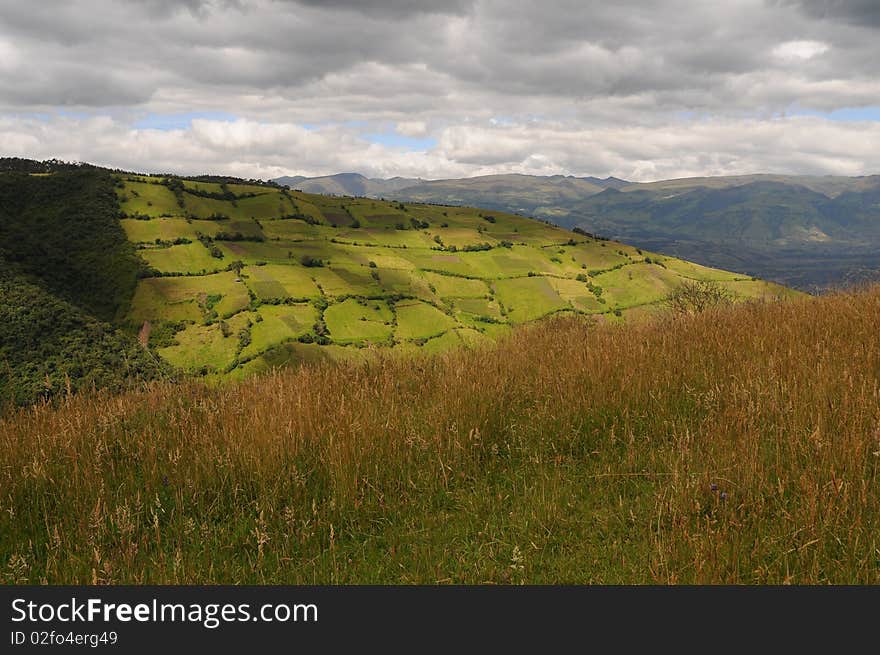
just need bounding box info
[0,260,166,406]
[2,283,878,583]
[0,165,166,406]
[116,173,792,378]
[0,165,146,321]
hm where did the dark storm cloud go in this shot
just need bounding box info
[783,0,880,27]
[293,0,474,17]
[1,0,878,179]
[1,0,876,112]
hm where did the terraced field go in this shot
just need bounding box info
[119,174,796,376]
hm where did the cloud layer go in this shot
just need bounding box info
[1,0,878,180]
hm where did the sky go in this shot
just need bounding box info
[1,0,879,181]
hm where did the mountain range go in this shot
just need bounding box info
[274,172,880,290]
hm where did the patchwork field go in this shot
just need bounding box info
[119,174,797,376]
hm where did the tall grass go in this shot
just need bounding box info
[2,285,879,584]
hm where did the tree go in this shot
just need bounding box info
[300,255,323,268]
[228,260,245,276]
[664,280,734,315]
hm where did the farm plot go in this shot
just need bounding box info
[395,300,459,340]
[421,271,489,298]
[242,264,321,301]
[159,311,253,372]
[493,276,570,322]
[240,303,318,360]
[261,219,324,241]
[660,257,746,282]
[591,262,685,309]
[453,297,503,319]
[215,240,298,265]
[127,272,249,324]
[310,266,383,297]
[420,327,493,355]
[547,277,606,313]
[374,269,437,301]
[121,218,225,242]
[183,191,291,221]
[117,180,181,217]
[140,242,224,275]
[324,298,393,344]
[233,341,364,379]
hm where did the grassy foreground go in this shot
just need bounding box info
[2,286,879,584]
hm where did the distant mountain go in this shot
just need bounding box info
[273,172,632,209]
[393,174,614,219]
[581,175,631,190]
[620,173,880,198]
[559,177,880,290]
[273,172,421,197]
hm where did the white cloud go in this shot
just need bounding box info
[772,40,829,61]
[395,120,428,137]
[2,113,879,181]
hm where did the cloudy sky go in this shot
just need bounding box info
[1,0,879,181]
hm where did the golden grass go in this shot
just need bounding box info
[2,285,879,584]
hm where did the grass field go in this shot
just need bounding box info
[140,242,224,275]
[325,298,393,344]
[395,300,458,340]
[2,285,878,583]
[118,175,797,376]
[240,304,318,360]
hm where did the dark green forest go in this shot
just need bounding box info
[0,261,165,406]
[0,165,145,321]
[0,164,166,407]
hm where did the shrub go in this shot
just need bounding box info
[664,280,735,315]
[300,255,324,268]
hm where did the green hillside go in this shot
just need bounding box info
[118,174,794,378]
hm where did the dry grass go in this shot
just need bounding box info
[2,285,879,584]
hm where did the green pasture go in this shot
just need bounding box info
[117,181,181,217]
[240,303,318,360]
[324,298,393,344]
[140,242,224,275]
[159,311,253,372]
[395,300,459,340]
[493,276,570,323]
[310,266,383,297]
[592,262,685,309]
[127,272,249,325]
[242,264,321,301]
[122,218,226,242]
